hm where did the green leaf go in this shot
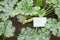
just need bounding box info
[37,9,46,17]
[17,15,26,23]
[45,18,60,37]
[0,12,9,21]
[0,20,15,37]
[16,0,40,16]
[0,22,4,35]
[45,18,57,30]
[35,0,42,6]
[51,21,60,37]
[18,27,50,40]
[55,8,60,20]
[46,0,60,7]
[56,0,60,7]
[46,0,57,4]
[0,0,18,21]
[0,0,18,8]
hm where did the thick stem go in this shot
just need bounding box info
[3,35,5,40]
[23,18,33,24]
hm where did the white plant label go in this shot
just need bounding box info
[33,17,47,27]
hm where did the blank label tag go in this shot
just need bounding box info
[33,17,47,27]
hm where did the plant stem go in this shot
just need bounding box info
[27,18,33,22]
[3,35,5,40]
[46,7,54,14]
[43,4,47,9]
[45,7,55,16]
[36,27,38,31]
[23,18,33,24]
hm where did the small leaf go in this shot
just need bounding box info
[55,8,60,19]
[17,15,26,23]
[35,0,42,6]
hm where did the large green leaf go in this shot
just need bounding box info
[16,0,40,16]
[46,0,60,7]
[45,18,60,37]
[18,27,50,40]
[0,20,15,37]
[45,18,57,30]
[0,0,18,21]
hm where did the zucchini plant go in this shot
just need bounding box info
[0,0,60,40]
[16,0,46,24]
[16,0,60,24]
